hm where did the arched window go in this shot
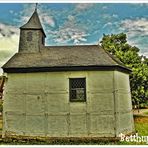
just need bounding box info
[27,31,32,41]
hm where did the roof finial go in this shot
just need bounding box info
[35,3,38,11]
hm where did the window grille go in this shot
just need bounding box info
[69,78,86,102]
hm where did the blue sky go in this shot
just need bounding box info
[0,3,148,73]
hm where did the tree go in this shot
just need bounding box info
[100,33,148,107]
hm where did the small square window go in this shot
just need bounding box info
[69,78,86,102]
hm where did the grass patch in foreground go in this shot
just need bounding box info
[134,116,148,136]
[144,112,148,115]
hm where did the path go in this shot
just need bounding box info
[133,109,148,117]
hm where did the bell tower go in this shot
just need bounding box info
[18,6,46,53]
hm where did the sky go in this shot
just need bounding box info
[0,3,148,73]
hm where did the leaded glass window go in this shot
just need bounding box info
[69,78,86,102]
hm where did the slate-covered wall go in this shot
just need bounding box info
[2,71,134,138]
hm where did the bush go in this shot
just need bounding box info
[139,102,148,109]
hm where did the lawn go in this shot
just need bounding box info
[0,115,148,145]
[135,115,148,132]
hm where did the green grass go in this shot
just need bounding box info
[135,123,148,136]
[144,112,148,115]
[134,116,148,136]
[0,116,148,145]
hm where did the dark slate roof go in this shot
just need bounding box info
[2,45,131,73]
[20,10,46,37]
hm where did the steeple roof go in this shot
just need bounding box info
[20,9,46,37]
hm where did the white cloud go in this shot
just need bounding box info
[131,3,148,7]
[0,23,19,72]
[120,18,148,57]
[112,14,118,18]
[40,13,55,28]
[50,15,88,44]
[142,52,148,57]
[102,13,113,20]
[121,18,148,36]
[67,15,75,21]
[20,4,55,28]
[18,3,35,25]
[0,23,19,38]
[75,4,94,11]
[103,22,112,28]
[53,27,88,44]
[21,16,30,24]
[9,10,14,14]
[102,6,108,9]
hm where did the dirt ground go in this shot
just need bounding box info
[134,115,148,123]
